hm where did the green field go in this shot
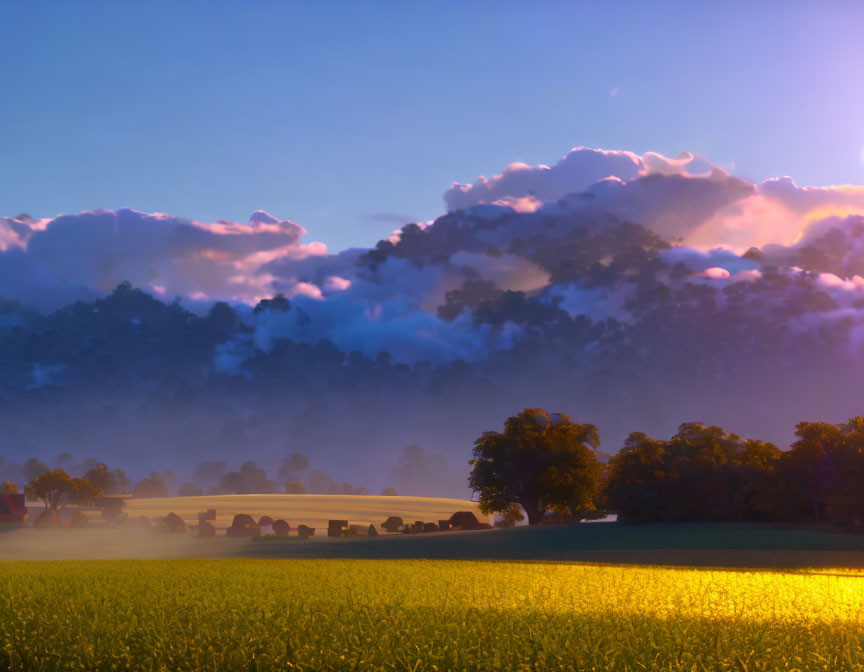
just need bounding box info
[2,558,864,671]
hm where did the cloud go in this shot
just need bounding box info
[0,208,327,308]
[444,147,643,211]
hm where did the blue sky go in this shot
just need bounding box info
[2,1,864,251]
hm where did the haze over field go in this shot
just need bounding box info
[3,146,864,494]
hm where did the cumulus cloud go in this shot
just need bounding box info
[444,147,643,211]
[9,144,864,371]
[0,208,327,308]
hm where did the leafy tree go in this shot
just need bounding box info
[605,423,781,523]
[1,481,18,495]
[775,417,864,525]
[284,479,307,494]
[381,486,397,496]
[25,469,76,511]
[83,463,128,495]
[132,474,169,499]
[469,408,603,525]
[71,477,103,507]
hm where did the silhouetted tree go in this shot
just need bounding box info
[469,408,603,525]
[178,482,203,497]
[84,463,128,495]
[132,474,169,499]
[284,479,306,494]
[213,462,278,495]
[22,458,49,482]
[605,423,782,522]
[278,453,309,480]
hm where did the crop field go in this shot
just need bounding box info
[2,559,864,671]
[121,494,487,530]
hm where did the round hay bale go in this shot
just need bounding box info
[272,519,291,536]
[449,511,480,530]
[226,513,260,537]
[163,512,186,533]
[381,516,403,533]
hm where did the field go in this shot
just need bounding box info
[2,558,864,671]
[121,494,487,530]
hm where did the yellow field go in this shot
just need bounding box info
[2,558,863,670]
[122,493,487,529]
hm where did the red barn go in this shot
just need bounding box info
[0,494,27,525]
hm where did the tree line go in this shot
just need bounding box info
[469,409,864,527]
[1,454,393,516]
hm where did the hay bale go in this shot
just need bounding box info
[422,522,439,533]
[381,516,403,533]
[226,513,260,537]
[272,519,291,536]
[163,512,186,533]
[198,521,216,539]
[367,524,378,537]
[449,511,481,530]
[328,519,348,538]
[33,508,60,528]
[297,524,315,539]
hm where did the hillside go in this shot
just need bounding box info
[122,493,487,530]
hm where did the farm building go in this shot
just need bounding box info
[0,494,27,525]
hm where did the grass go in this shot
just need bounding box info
[121,494,486,530]
[2,558,864,671]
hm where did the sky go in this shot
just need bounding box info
[3,1,864,251]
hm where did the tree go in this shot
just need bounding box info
[307,469,339,494]
[71,478,103,508]
[25,469,76,511]
[777,417,864,525]
[84,463,128,495]
[193,461,227,490]
[1,481,18,495]
[278,453,309,480]
[213,462,278,495]
[178,483,203,497]
[469,408,603,525]
[22,458,50,482]
[132,474,169,499]
[381,486,397,496]
[284,479,307,494]
[604,423,782,523]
